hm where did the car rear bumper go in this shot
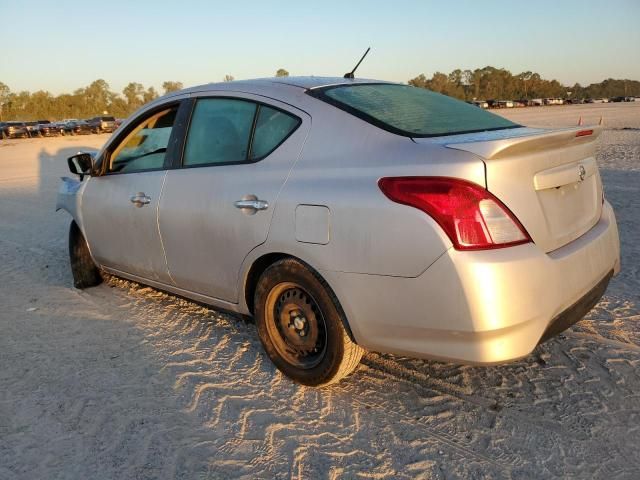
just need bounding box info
[322,200,620,364]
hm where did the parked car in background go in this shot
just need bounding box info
[57,77,620,386]
[493,100,514,108]
[471,100,489,109]
[530,98,544,106]
[38,121,62,137]
[66,120,93,135]
[25,121,39,137]
[87,116,117,133]
[611,96,635,103]
[34,120,52,135]
[1,121,29,139]
[592,98,609,103]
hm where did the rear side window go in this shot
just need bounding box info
[250,106,300,160]
[311,83,519,137]
[183,99,256,166]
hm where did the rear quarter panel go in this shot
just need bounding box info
[242,104,486,283]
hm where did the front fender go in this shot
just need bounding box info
[56,176,87,228]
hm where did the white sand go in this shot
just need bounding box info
[1,103,639,479]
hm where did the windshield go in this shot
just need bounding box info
[311,83,519,138]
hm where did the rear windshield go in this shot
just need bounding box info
[101,116,115,121]
[311,83,519,137]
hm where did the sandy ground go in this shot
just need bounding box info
[0,103,639,479]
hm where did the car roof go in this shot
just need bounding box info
[137,76,399,120]
[179,76,393,95]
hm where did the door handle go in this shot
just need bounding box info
[234,196,269,215]
[130,192,151,207]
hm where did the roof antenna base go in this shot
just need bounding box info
[343,47,371,79]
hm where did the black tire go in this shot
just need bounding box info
[69,220,102,289]
[254,258,363,386]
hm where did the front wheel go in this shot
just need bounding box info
[69,221,102,289]
[254,258,363,386]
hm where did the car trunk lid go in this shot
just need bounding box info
[415,126,604,253]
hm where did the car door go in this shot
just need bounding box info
[81,99,189,283]
[159,93,310,302]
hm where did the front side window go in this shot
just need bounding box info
[109,106,178,173]
[311,83,519,137]
[183,99,256,167]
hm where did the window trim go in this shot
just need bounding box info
[178,96,302,170]
[97,99,189,176]
[307,83,521,139]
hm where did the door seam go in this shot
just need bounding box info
[156,170,177,285]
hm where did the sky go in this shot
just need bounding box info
[1,0,639,95]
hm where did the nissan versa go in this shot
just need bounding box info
[57,77,621,386]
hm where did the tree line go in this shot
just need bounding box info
[1,66,637,121]
[409,67,640,101]
[0,79,185,122]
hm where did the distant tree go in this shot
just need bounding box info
[109,96,129,118]
[275,68,289,77]
[82,79,113,115]
[516,71,533,98]
[223,75,235,82]
[142,86,158,104]
[408,74,428,89]
[123,82,145,110]
[0,81,10,120]
[162,81,183,94]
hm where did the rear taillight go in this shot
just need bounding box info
[378,177,531,250]
[576,129,593,137]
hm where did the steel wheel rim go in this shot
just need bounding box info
[265,282,328,369]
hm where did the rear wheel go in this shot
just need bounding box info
[254,258,363,386]
[69,221,102,289]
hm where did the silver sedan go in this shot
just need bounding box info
[58,77,621,386]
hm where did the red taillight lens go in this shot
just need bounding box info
[378,177,531,250]
[576,129,593,137]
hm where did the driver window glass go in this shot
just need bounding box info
[109,106,178,173]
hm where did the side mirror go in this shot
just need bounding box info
[67,152,94,180]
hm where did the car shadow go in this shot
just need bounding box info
[0,137,104,290]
